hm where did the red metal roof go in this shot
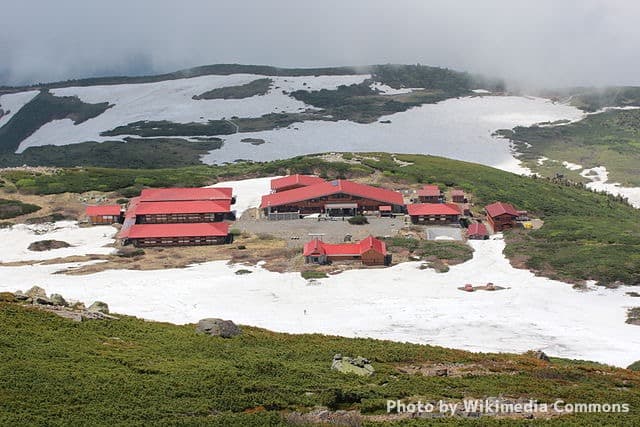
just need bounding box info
[271,174,325,191]
[467,222,488,236]
[86,205,121,216]
[134,200,231,215]
[303,236,387,257]
[261,179,404,208]
[407,203,461,216]
[485,202,518,218]
[451,189,465,197]
[417,184,440,197]
[139,187,233,202]
[126,222,229,239]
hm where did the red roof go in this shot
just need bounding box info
[417,185,440,197]
[303,236,387,257]
[485,202,518,218]
[134,200,231,215]
[407,203,461,216]
[451,189,465,197]
[139,187,233,202]
[86,205,121,216]
[271,174,325,191]
[126,222,229,239]
[467,222,488,236]
[260,180,404,208]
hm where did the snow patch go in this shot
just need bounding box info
[0,221,117,263]
[562,160,582,171]
[207,176,278,217]
[0,91,39,128]
[581,166,640,208]
[472,89,491,94]
[370,82,418,95]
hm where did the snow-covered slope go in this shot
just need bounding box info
[0,90,39,128]
[15,74,370,152]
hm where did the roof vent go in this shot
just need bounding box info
[331,180,339,186]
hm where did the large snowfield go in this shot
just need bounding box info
[0,177,639,368]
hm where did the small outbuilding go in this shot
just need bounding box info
[86,205,122,225]
[467,222,489,240]
[451,189,465,203]
[485,202,519,232]
[303,235,391,266]
[417,184,441,203]
[407,203,461,224]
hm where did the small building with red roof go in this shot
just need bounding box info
[303,235,390,266]
[407,203,461,224]
[467,222,489,240]
[451,189,465,203]
[260,179,405,217]
[270,174,326,193]
[417,184,441,203]
[125,222,231,247]
[85,205,122,225]
[485,202,519,232]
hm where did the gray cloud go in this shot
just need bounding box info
[1,0,638,88]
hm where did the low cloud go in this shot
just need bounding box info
[1,0,638,88]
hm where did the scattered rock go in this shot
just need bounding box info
[196,318,242,338]
[240,137,266,145]
[33,295,53,305]
[88,301,110,314]
[27,240,71,252]
[331,354,375,376]
[235,269,253,275]
[13,290,29,301]
[26,286,47,299]
[50,293,68,307]
[71,301,86,311]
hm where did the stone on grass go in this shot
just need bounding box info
[88,301,109,314]
[196,318,242,338]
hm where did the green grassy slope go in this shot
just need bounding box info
[497,108,640,186]
[1,153,638,285]
[193,78,273,100]
[1,304,639,426]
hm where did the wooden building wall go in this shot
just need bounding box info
[131,234,231,247]
[266,193,403,215]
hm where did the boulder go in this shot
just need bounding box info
[13,291,29,301]
[27,240,71,252]
[196,318,242,338]
[33,295,53,305]
[50,293,68,307]
[71,301,86,311]
[331,354,375,376]
[88,301,109,314]
[26,286,47,299]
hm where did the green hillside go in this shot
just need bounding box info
[1,303,638,426]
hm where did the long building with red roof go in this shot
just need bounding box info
[485,202,519,232]
[407,203,461,224]
[125,222,231,247]
[116,187,235,246]
[260,179,405,217]
[303,236,390,266]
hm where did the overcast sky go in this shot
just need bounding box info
[1,0,638,88]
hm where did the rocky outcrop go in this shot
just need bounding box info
[7,287,116,322]
[331,354,375,376]
[196,318,242,338]
[88,301,109,314]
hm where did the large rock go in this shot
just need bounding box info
[196,318,242,338]
[27,240,71,252]
[26,286,47,299]
[0,292,16,303]
[13,291,29,301]
[88,301,109,314]
[331,354,375,376]
[50,293,68,307]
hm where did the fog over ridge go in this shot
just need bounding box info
[1,0,638,88]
